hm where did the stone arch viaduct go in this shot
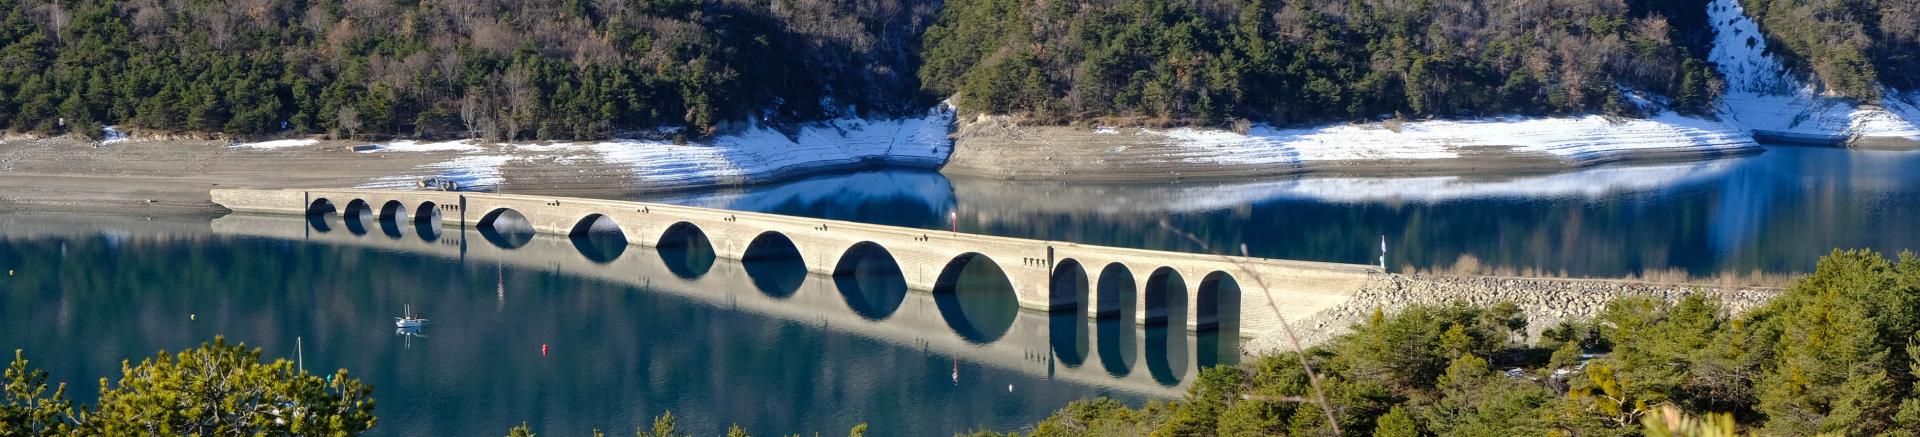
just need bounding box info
[212,188,1384,354]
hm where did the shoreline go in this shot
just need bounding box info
[943,113,1768,182]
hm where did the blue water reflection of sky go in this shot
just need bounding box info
[645,146,1920,277]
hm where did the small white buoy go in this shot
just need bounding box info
[190,313,196,321]
[1008,384,1014,392]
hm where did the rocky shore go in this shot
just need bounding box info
[1265,273,1782,349]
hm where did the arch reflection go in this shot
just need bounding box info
[1145,267,1188,386]
[742,232,806,299]
[413,202,443,242]
[478,208,534,249]
[568,214,627,264]
[1197,271,1242,368]
[933,253,1018,344]
[377,200,407,239]
[1050,259,1091,367]
[833,241,906,320]
[1096,263,1137,377]
[656,222,715,279]
[342,199,373,236]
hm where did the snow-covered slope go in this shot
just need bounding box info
[1708,0,1920,146]
[1157,113,1757,167]
[353,105,954,191]
[948,110,1760,182]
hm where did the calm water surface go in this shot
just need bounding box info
[649,145,1920,277]
[0,215,1171,436]
[3,144,1917,436]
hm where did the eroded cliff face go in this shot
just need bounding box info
[1707,0,1920,147]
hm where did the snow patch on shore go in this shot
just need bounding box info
[358,139,484,153]
[1155,113,1755,167]
[354,105,955,190]
[100,126,130,144]
[358,155,513,190]
[955,159,1745,217]
[1707,0,1920,143]
[232,138,318,149]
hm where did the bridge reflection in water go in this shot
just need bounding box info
[216,210,1222,394]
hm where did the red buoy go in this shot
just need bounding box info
[542,344,549,356]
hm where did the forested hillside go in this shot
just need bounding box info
[0,0,1910,139]
[1737,0,1920,100]
[0,0,937,139]
[922,0,1725,125]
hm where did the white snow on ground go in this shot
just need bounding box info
[231,138,318,149]
[100,126,130,144]
[358,139,484,153]
[1156,113,1755,167]
[358,155,514,190]
[1707,0,1920,143]
[956,158,1745,216]
[1258,159,1741,203]
[354,104,955,190]
[654,170,956,213]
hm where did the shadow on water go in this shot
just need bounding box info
[657,222,716,279]
[1145,268,1188,386]
[832,242,907,320]
[569,214,628,264]
[932,253,1019,344]
[743,232,806,299]
[478,208,535,249]
[1050,259,1091,368]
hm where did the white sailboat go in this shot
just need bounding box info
[394,304,428,328]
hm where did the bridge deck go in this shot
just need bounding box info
[211,188,1386,354]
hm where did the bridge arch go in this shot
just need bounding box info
[341,199,374,236]
[1095,262,1138,377]
[307,197,336,215]
[377,200,407,239]
[379,200,407,222]
[1197,271,1242,368]
[833,241,907,321]
[413,201,443,242]
[569,214,627,264]
[933,253,1018,344]
[1051,259,1090,312]
[1050,258,1091,367]
[305,197,336,233]
[1095,263,1136,320]
[477,208,534,249]
[1145,266,1189,386]
[656,221,715,279]
[742,231,806,299]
